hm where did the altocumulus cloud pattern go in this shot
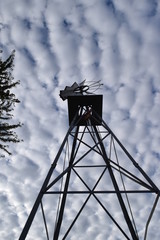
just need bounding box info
[0,0,160,239]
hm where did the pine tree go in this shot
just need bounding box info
[0,50,22,157]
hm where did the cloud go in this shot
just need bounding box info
[0,0,160,239]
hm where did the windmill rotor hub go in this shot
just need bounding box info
[74,85,89,93]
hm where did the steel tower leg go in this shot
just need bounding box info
[18,112,79,240]
[53,125,80,240]
[93,125,138,240]
[93,109,160,194]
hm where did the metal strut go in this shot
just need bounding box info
[18,111,79,240]
[93,125,139,240]
[53,125,80,240]
[93,110,160,194]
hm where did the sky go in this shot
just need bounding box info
[0,0,160,239]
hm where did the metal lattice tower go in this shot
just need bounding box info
[19,82,160,240]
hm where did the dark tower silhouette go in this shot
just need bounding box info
[19,81,160,240]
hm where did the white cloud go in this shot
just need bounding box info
[0,0,160,239]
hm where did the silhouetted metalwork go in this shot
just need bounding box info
[59,80,103,100]
[19,85,160,240]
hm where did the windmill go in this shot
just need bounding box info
[19,81,160,240]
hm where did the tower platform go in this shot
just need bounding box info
[67,95,103,126]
